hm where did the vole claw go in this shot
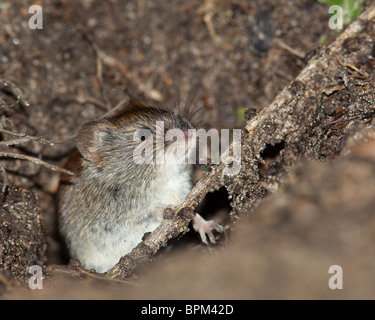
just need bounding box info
[192,213,225,244]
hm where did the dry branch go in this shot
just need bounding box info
[0,127,56,146]
[0,152,73,176]
[0,83,75,191]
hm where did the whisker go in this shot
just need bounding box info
[175,78,182,116]
[191,120,209,129]
[188,103,208,123]
[183,82,202,119]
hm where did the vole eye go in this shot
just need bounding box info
[133,126,153,142]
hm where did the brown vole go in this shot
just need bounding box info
[58,100,223,273]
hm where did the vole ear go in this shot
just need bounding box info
[76,119,112,166]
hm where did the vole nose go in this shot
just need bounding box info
[184,130,194,141]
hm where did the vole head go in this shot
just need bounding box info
[76,102,196,173]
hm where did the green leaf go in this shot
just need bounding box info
[236,106,246,122]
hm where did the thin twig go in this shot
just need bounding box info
[101,98,128,118]
[0,128,55,146]
[0,138,32,147]
[0,163,8,193]
[0,99,20,111]
[95,50,112,109]
[44,264,139,286]
[79,268,139,286]
[0,152,73,176]
[76,95,109,112]
[0,79,30,109]
[83,32,162,102]
[274,39,306,60]
[332,52,363,75]
[197,0,220,43]
[0,126,76,145]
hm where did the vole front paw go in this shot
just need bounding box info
[192,213,225,244]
